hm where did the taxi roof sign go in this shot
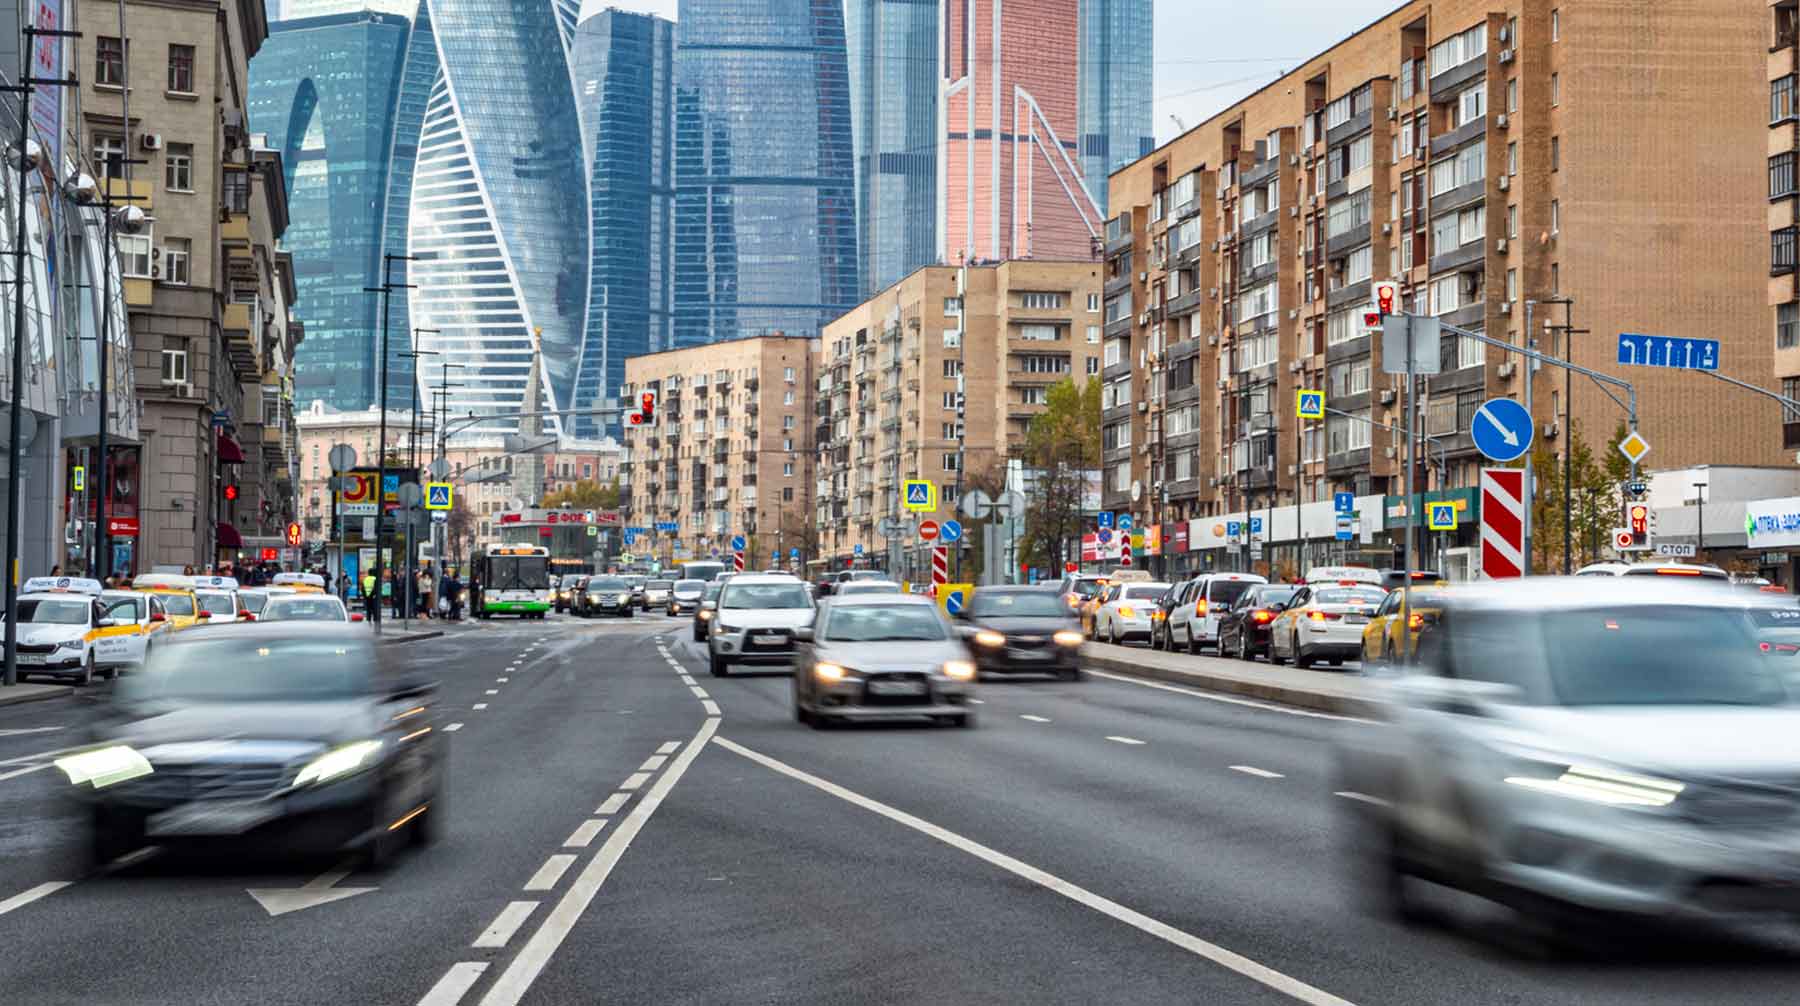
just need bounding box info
[132,574,197,591]
[22,576,102,596]
[191,575,241,591]
[272,572,326,589]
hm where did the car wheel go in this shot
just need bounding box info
[413,778,444,847]
[362,793,403,870]
[709,651,730,678]
[1185,626,1199,655]
[954,711,975,728]
[1329,658,1344,668]
[1060,666,1083,682]
[88,806,145,869]
[793,688,813,726]
[1270,633,1288,665]
[624,608,633,618]
[1295,637,1315,669]
[75,656,93,687]
[1109,622,1122,646]
[1237,632,1251,661]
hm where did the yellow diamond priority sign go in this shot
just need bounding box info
[1616,430,1651,466]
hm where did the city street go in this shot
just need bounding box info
[0,614,1797,1005]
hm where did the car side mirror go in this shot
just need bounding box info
[794,627,814,643]
[350,612,366,622]
[148,612,166,623]
[97,617,118,628]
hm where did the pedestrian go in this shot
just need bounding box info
[49,564,61,577]
[361,569,378,622]
[468,574,482,619]
[416,565,433,619]
[441,568,463,621]
[182,565,195,576]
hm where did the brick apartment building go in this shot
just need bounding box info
[1102,0,1780,577]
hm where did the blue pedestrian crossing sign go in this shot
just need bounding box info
[1096,511,1113,529]
[731,535,747,551]
[1296,389,1325,420]
[940,519,963,543]
[425,482,453,511]
[903,479,936,512]
[1334,492,1355,514]
[1471,397,1534,463]
[1426,502,1459,532]
[1617,333,1719,372]
[1116,514,1134,532]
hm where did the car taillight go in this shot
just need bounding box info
[1195,600,1208,615]
[1251,610,1274,624]
[1118,605,1136,618]
[1761,642,1800,654]
[1407,612,1423,630]
[1308,610,1340,622]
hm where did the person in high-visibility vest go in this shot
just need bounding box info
[360,571,377,621]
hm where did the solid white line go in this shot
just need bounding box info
[595,793,630,815]
[1106,735,1147,746]
[0,763,49,783]
[444,723,464,733]
[0,881,72,917]
[638,755,667,772]
[417,962,489,1006]
[712,737,1356,1006]
[618,772,651,791]
[479,716,719,1006]
[1334,791,1391,807]
[1230,765,1285,779]
[701,700,720,716]
[655,741,679,755]
[522,854,577,892]
[563,819,607,848]
[0,726,62,737]
[1086,669,1376,724]
[1020,714,1052,723]
[472,901,538,948]
[689,686,709,699]
[472,703,488,711]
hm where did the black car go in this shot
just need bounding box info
[553,574,584,613]
[816,569,888,599]
[956,586,1085,680]
[1216,583,1302,661]
[693,580,724,641]
[668,578,706,617]
[577,575,635,618]
[56,623,443,867]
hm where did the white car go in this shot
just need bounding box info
[708,574,816,677]
[259,594,361,623]
[1167,572,1267,653]
[1092,582,1171,646]
[95,589,174,673]
[4,577,109,685]
[1268,582,1389,668]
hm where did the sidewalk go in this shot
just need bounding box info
[1079,643,1384,719]
[0,682,75,707]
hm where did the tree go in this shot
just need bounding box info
[445,496,475,570]
[1017,377,1101,573]
[1530,421,1628,571]
[541,478,620,511]
[955,457,1010,582]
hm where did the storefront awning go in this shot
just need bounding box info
[217,522,244,549]
[217,431,246,464]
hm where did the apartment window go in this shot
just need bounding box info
[1552,8,1560,42]
[118,234,152,277]
[164,143,193,191]
[1017,354,1070,374]
[1324,83,1372,129]
[1775,76,1797,123]
[941,359,962,378]
[1550,199,1561,235]
[1102,422,1132,450]
[1429,142,1485,196]
[1327,410,1371,454]
[1326,189,1372,239]
[1172,170,1197,208]
[942,453,960,472]
[781,487,795,502]
[1453,83,1486,128]
[1020,386,1048,405]
[93,133,125,180]
[1236,279,1280,323]
[1087,293,1100,312]
[1398,115,1414,159]
[1327,134,1372,185]
[1428,24,1487,77]
[1399,59,1416,102]
[1085,325,1100,344]
[1326,306,1361,347]
[782,389,795,406]
[1175,217,1202,251]
[1776,227,1797,275]
[160,343,188,384]
[1774,153,1798,199]
[942,391,959,409]
[782,414,796,429]
[1104,293,1132,324]
[167,44,195,93]
[96,37,126,87]
[1018,323,1060,342]
[783,366,795,382]
[1550,262,1560,293]
[1085,356,1100,376]
[1328,359,1371,397]
[940,422,964,439]
[223,170,251,214]
[1103,338,1123,367]
[1780,303,1799,349]
[1506,141,1518,177]
[1506,268,1518,302]
[1020,291,1066,310]
[1507,78,1518,113]
[1342,246,1373,286]
[162,237,190,284]
[1551,136,1560,172]
[1507,204,1518,238]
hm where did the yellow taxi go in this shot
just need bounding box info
[272,572,327,593]
[129,573,204,630]
[95,589,174,672]
[1360,586,1452,667]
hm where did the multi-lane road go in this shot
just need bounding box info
[0,613,1796,1005]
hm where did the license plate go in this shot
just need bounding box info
[1008,649,1049,660]
[868,680,926,696]
[147,800,280,837]
[1344,615,1368,625]
[16,654,43,665]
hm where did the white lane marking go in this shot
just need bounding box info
[678,676,695,686]
[472,901,539,949]
[0,726,62,737]
[564,819,608,848]
[444,723,464,733]
[1087,669,1376,725]
[1230,765,1285,779]
[0,763,49,783]
[472,703,489,711]
[701,700,720,716]
[1106,736,1147,746]
[1020,715,1052,723]
[595,792,630,815]
[1334,791,1391,807]
[689,686,709,699]
[618,772,651,791]
[639,755,668,772]
[0,744,83,768]
[714,737,1357,1006]
[479,716,718,1006]
[655,741,679,755]
[522,854,577,892]
[968,698,985,705]
[417,962,489,1006]
[496,677,509,683]
[484,689,500,695]
[0,881,72,917]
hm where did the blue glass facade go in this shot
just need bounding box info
[571,9,675,440]
[248,10,411,411]
[378,0,440,409]
[846,0,938,297]
[1078,0,1154,213]
[674,0,859,346]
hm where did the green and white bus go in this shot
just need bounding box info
[472,546,553,618]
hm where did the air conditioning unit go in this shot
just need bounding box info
[1381,223,1393,235]
[1498,48,1515,64]
[1499,300,1514,315]
[1137,401,1149,413]
[141,134,163,151]
[151,264,161,279]
[1139,312,1151,325]
[1496,113,1509,129]
[172,381,192,398]
[1384,447,1398,459]
[1496,238,1509,252]
[1210,476,1223,487]
[1211,240,1221,252]
[1289,154,1300,166]
[1139,272,1149,283]
[1216,378,1230,390]
[1379,389,1397,405]
[1288,309,1299,320]
[1207,335,1219,346]
[1210,287,1219,298]
[1288,360,1303,373]
[1291,205,1300,217]
[1386,107,1397,120]
[1497,362,1517,378]
[1498,175,1511,191]
[1542,421,1560,439]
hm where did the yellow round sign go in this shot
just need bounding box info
[1212,523,1226,537]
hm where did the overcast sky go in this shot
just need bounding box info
[1152,0,1398,143]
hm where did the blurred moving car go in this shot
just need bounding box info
[1340,578,1800,933]
[1054,573,1108,616]
[576,576,634,618]
[1092,582,1172,646]
[667,579,706,616]
[1268,582,1388,668]
[693,580,724,641]
[1360,587,1451,668]
[554,574,584,613]
[1166,572,1267,653]
[1216,583,1302,661]
[57,623,443,866]
[5,577,110,685]
[1577,561,1731,582]
[95,589,173,675]
[816,568,889,598]
[131,574,204,630]
[642,579,674,611]
[957,586,1083,680]
[260,595,359,623]
[236,586,297,620]
[708,574,815,677]
[833,580,902,596]
[792,594,976,728]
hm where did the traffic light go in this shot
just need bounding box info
[222,483,240,502]
[1373,279,1400,316]
[639,391,656,423]
[1626,501,1650,547]
[286,521,302,547]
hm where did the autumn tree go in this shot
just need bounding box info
[540,478,621,511]
[1017,377,1101,573]
[1530,422,1630,571]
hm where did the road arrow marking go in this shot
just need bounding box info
[248,863,375,917]
[1475,403,1518,446]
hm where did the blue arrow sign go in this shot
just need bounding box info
[730,535,746,551]
[1096,511,1113,529]
[1117,514,1134,531]
[1471,397,1534,463]
[1334,492,1355,514]
[853,543,864,555]
[1617,333,1719,372]
[940,519,963,543]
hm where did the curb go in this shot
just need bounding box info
[1080,651,1383,719]
[0,685,76,707]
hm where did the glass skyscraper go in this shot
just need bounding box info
[571,8,675,440]
[406,0,589,438]
[846,0,938,296]
[249,7,412,411]
[1077,0,1155,212]
[673,0,858,346]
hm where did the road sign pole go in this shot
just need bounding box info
[1523,302,1535,576]
[1403,314,1415,659]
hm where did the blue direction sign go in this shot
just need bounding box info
[655,521,679,533]
[940,519,964,543]
[944,587,970,616]
[730,534,747,551]
[1617,333,1719,372]
[790,547,801,558]
[1471,397,1534,463]
[1096,511,1114,530]
[1334,492,1355,514]
[1116,514,1134,531]
[623,531,636,547]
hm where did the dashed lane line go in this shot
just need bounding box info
[472,703,489,711]
[638,755,668,772]
[563,820,608,848]
[444,723,464,733]
[496,677,509,683]
[1105,736,1147,746]
[522,855,577,892]
[1230,765,1285,779]
[418,963,489,1006]
[1020,715,1052,723]
[0,881,72,917]
[484,690,500,696]
[1334,791,1391,807]
[701,700,720,716]
[595,793,630,815]
[618,772,651,791]
[688,686,709,700]
[472,902,538,949]
[0,764,50,783]
[655,741,680,755]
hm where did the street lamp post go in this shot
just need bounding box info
[1693,482,1707,560]
[363,253,417,630]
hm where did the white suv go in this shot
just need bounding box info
[1166,572,1267,653]
[708,574,816,677]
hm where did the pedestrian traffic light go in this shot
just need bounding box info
[1373,279,1400,316]
[286,521,302,546]
[222,483,239,502]
[1626,501,1650,546]
[639,391,656,423]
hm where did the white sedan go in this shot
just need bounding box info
[1268,583,1389,668]
[1092,582,1171,646]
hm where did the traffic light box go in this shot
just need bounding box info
[627,390,657,426]
[1625,501,1650,549]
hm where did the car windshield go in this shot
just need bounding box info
[969,592,1067,617]
[1253,587,1299,608]
[704,582,723,600]
[238,593,269,614]
[1123,585,1167,601]
[195,591,235,615]
[19,599,90,625]
[673,580,705,596]
[261,599,348,622]
[561,575,585,588]
[102,598,143,621]
[1206,580,1257,606]
[1069,580,1105,598]
[722,583,812,609]
[624,577,646,587]
[647,580,673,591]
[589,578,626,591]
[824,605,947,641]
[1313,587,1388,605]
[159,594,195,616]
[124,637,375,701]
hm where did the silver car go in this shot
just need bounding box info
[707,574,815,677]
[792,595,976,728]
[1341,577,1800,934]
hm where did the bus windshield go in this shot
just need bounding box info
[487,555,551,591]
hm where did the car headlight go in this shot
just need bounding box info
[973,629,1006,648]
[55,638,84,652]
[1053,630,1084,646]
[718,623,741,634]
[815,662,847,682]
[941,660,976,681]
[1501,758,1685,809]
[53,745,153,788]
[293,740,384,788]
[698,610,713,620]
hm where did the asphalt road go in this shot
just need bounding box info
[0,613,1796,1005]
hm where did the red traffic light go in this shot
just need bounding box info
[1373,280,1399,316]
[1628,503,1649,535]
[285,521,302,546]
[223,484,239,501]
[628,412,645,425]
[639,391,657,422]
[1614,529,1635,550]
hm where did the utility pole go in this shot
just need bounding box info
[1693,482,1707,560]
[363,253,416,630]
